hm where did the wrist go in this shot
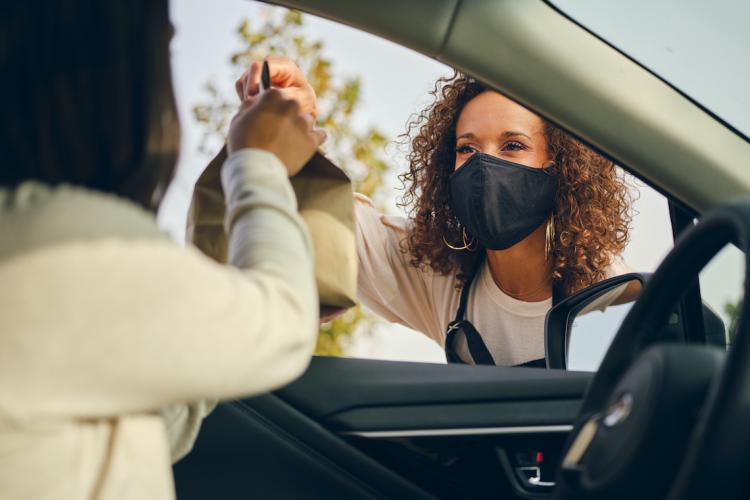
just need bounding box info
[224,148,288,178]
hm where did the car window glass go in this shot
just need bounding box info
[550,0,750,138]
[620,179,673,271]
[567,286,637,372]
[567,221,746,373]
[699,244,745,349]
[347,172,675,366]
[168,1,678,367]
[559,177,673,372]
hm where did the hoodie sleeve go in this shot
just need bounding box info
[0,149,318,420]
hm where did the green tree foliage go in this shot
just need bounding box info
[192,8,390,355]
[725,298,742,343]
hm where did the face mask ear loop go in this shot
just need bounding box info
[543,160,557,260]
[545,214,556,259]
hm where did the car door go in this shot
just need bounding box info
[173,1,750,498]
[174,359,590,499]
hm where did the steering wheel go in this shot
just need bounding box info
[553,200,750,500]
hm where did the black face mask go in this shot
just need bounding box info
[449,152,557,250]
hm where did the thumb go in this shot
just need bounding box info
[266,55,303,87]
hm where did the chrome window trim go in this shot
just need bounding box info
[339,425,574,439]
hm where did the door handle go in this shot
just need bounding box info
[515,466,556,488]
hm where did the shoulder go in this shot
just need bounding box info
[0,238,233,323]
[605,255,635,277]
[0,181,166,261]
[577,256,637,314]
[353,192,441,277]
[353,192,411,235]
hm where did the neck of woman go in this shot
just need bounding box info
[485,223,553,302]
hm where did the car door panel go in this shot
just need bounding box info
[174,357,591,499]
[325,399,581,433]
[174,393,433,500]
[276,357,589,432]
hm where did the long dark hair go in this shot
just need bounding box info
[0,0,179,210]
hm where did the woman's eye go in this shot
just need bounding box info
[502,141,525,152]
[456,144,476,154]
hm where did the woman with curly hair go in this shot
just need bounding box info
[237,62,637,367]
[351,72,638,366]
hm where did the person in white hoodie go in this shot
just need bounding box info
[0,1,325,499]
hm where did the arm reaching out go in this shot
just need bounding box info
[0,90,325,422]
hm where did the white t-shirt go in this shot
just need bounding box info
[354,193,631,366]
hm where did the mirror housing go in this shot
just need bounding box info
[545,273,651,370]
[545,273,728,371]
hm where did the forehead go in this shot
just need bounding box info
[456,91,544,136]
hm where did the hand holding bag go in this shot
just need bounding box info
[187,146,358,309]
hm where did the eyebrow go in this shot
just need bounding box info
[456,130,532,141]
[502,130,532,140]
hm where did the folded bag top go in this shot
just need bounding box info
[187,146,358,309]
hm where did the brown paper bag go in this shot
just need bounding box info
[187,146,358,309]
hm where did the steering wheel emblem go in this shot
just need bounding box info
[603,392,634,428]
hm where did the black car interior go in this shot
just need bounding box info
[169,0,750,497]
[174,199,749,499]
[174,359,590,499]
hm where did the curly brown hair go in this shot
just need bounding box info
[398,73,632,296]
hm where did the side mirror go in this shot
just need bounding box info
[545,273,650,371]
[545,273,728,371]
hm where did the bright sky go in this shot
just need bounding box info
[162,0,744,365]
[163,0,453,362]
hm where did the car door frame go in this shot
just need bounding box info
[174,0,746,497]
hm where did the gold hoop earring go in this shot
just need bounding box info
[545,214,555,259]
[443,227,477,251]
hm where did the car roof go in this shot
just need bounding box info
[264,0,750,213]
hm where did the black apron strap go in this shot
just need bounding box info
[445,260,565,367]
[552,281,564,307]
[447,318,496,365]
[445,258,496,365]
